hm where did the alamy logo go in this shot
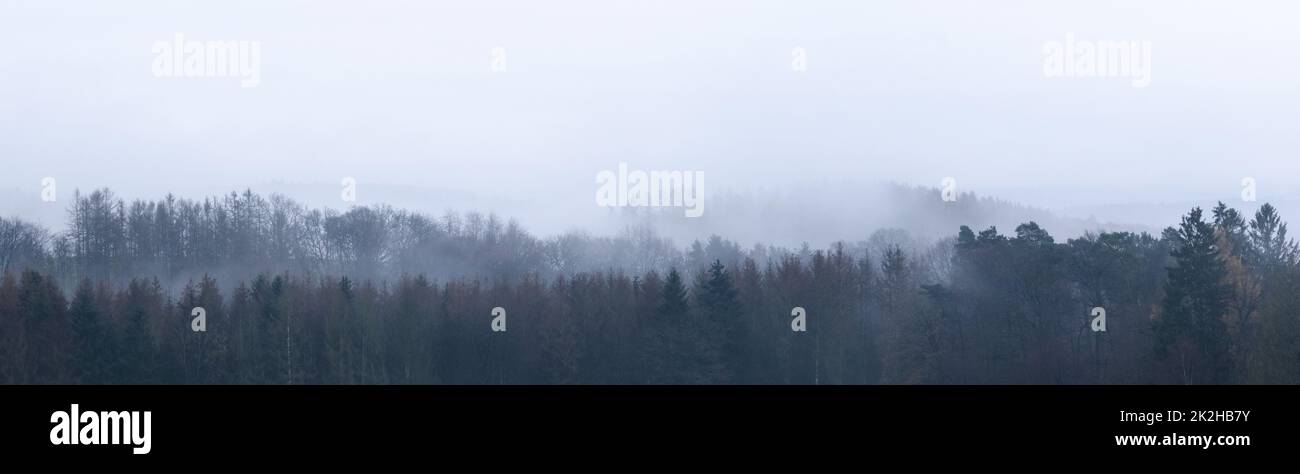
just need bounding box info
[491,47,508,72]
[152,33,261,87]
[1042,34,1151,88]
[491,306,507,332]
[941,177,957,202]
[41,177,56,202]
[791,307,807,332]
[50,404,152,454]
[791,47,807,72]
[1241,177,1257,202]
[1091,307,1106,332]
[595,163,704,217]
[341,177,358,202]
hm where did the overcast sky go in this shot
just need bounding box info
[2,0,1298,235]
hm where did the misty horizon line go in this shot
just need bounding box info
[2,180,1163,239]
[4,179,1289,265]
[5,183,1289,267]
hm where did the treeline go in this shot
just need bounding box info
[0,187,1100,293]
[0,188,691,289]
[1,190,1298,384]
[0,258,866,384]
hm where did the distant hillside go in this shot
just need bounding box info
[599,181,1153,250]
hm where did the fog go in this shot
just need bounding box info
[3,0,1299,246]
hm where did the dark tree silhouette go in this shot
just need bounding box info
[0,189,1298,384]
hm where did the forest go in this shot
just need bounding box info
[1,188,1298,384]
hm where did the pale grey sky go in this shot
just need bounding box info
[2,0,1298,238]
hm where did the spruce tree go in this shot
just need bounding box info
[69,279,113,383]
[694,260,744,382]
[657,269,688,319]
[119,279,158,384]
[1156,207,1231,383]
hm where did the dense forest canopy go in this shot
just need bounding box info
[1,189,1298,384]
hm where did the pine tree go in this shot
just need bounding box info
[195,275,228,383]
[0,274,20,383]
[251,275,288,384]
[70,279,114,383]
[644,268,718,383]
[19,270,71,383]
[119,279,159,384]
[1156,208,1231,384]
[694,260,745,382]
[1249,203,1297,270]
[696,261,740,316]
[657,269,689,318]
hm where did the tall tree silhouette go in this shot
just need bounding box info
[70,279,114,383]
[695,260,744,382]
[1156,208,1231,384]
